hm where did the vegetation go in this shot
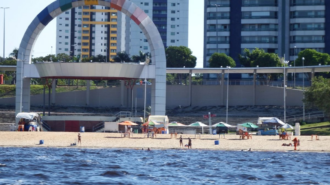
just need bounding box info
[166,46,196,68]
[239,48,282,67]
[294,49,330,66]
[300,122,330,135]
[132,51,150,63]
[304,77,330,116]
[113,52,132,63]
[208,53,236,68]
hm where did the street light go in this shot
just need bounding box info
[0,7,9,61]
[294,46,296,88]
[226,66,231,124]
[302,57,305,122]
[283,60,289,123]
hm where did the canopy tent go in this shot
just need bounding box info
[239,122,259,129]
[118,121,138,126]
[168,122,185,126]
[189,122,208,127]
[282,124,294,129]
[212,122,236,128]
[258,117,286,126]
[142,120,160,126]
[16,112,39,120]
[189,122,208,134]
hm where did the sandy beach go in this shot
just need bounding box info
[0,132,329,152]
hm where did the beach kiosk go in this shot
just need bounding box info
[148,115,169,134]
[257,117,285,135]
[16,112,43,131]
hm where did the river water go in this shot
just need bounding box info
[0,147,329,184]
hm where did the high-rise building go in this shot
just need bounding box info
[117,0,189,57]
[56,5,118,61]
[204,0,328,68]
[56,0,189,61]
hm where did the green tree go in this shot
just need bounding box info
[9,48,19,59]
[304,77,330,116]
[208,53,236,68]
[113,52,131,63]
[295,49,330,66]
[166,46,196,68]
[132,51,150,63]
[238,48,266,67]
[57,53,72,62]
[252,53,282,67]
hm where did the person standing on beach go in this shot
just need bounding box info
[78,133,81,145]
[179,135,183,148]
[188,137,192,149]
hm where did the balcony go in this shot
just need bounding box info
[290,40,324,43]
[207,41,229,44]
[207,4,230,7]
[290,15,324,18]
[290,2,325,6]
[207,28,230,32]
[207,16,230,20]
[242,15,278,19]
[241,40,277,44]
[242,3,278,7]
[242,27,278,31]
[290,27,324,31]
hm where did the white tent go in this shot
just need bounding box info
[257,117,286,126]
[282,124,294,129]
[16,112,39,120]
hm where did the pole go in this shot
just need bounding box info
[208,112,212,134]
[48,85,51,116]
[284,66,286,123]
[1,7,9,60]
[135,97,137,117]
[226,66,230,124]
[43,86,45,116]
[131,88,133,115]
[144,77,147,122]
[303,57,305,122]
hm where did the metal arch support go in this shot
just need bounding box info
[15,0,166,119]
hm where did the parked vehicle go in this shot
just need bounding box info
[136,80,152,85]
[16,112,43,131]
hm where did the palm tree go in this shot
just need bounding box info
[132,51,151,63]
[113,52,131,63]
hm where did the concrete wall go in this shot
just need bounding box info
[0,85,304,108]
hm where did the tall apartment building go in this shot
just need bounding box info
[117,0,189,57]
[56,0,189,61]
[56,5,118,61]
[204,0,329,68]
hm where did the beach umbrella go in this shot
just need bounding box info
[168,122,185,126]
[142,120,160,126]
[212,122,236,128]
[118,121,138,126]
[282,124,294,129]
[239,122,259,129]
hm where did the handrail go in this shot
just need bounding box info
[92,122,104,132]
[42,122,51,131]
[115,111,132,118]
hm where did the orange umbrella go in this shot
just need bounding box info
[118,121,138,126]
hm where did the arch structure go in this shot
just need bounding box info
[16,0,166,117]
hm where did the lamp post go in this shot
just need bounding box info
[0,7,9,61]
[226,66,231,124]
[283,60,289,123]
[302,57,305,122]
[294,46,297,88]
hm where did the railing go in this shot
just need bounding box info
[241,40,278,44]
[207,41,230,44]
[92,122,104,132]
[115,111,132,118]
[290,27,324,31]
[290,40,324,43]
[290,2,325,6]
[207,16,230,20]
[42,122,51,131]
[290,15,324,18]
[242,15,278,19]
[207,4,230,7]
[242,28,278,31]
[207,28,230,32]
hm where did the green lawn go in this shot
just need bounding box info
[0,85,100,98]
[300,122,330,135]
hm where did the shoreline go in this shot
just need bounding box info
[0,132,329,153]
[1,145,329,153]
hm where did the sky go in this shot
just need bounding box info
[0,0,204,67]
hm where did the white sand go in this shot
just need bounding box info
[0,132,329,152]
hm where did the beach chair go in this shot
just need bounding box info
[244,132,252,139]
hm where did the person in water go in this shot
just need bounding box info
[179,135,183,148]
[188,137,192,149]
[147,148,151,151]
[78,133,81,145]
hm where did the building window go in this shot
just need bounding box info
[82,49,89,52]
[144,2,149,6]
[111,37,117,40]
[59,48,62,50]
[171,10,175,14]
[65,30,69,33]
[82,43,89,46]
[59,42,62,44]
[65,36,69,39]
[111,31,117,34]
[83,30,89,34]
[171,32,175,35]
[65,48,69,51]
[111,43,117,46]
[65,18,69,20]
[111,13,117,16]
[144,39,148,42]
[145,10,149,13]
[171,40,175,43]
[171,18,175,21]
[83,24,89,28]
[82,36,89,40]
[111,19,117,22]
[171,25,175,28]
[111,49,116,53]
[83,18,89,21]
[65,11,69,14]
[65,42,68,45]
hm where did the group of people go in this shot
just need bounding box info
[179,135,192,149]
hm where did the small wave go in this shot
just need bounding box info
[274,174,284,178]
[108,165,121,169]
[101,171,129,177]
[33,173,49,180]
[63,153,75,157]
[0,163,6,167]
